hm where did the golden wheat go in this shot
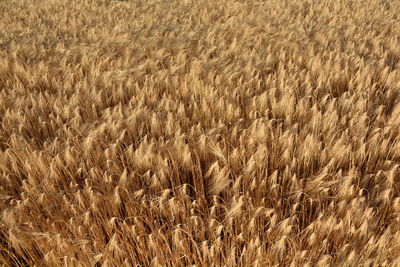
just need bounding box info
[1,0,400,265]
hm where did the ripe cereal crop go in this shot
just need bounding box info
[1,0,400,266]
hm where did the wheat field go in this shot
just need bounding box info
[1,0,400,266]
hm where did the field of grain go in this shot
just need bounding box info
[1,0,400,265]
